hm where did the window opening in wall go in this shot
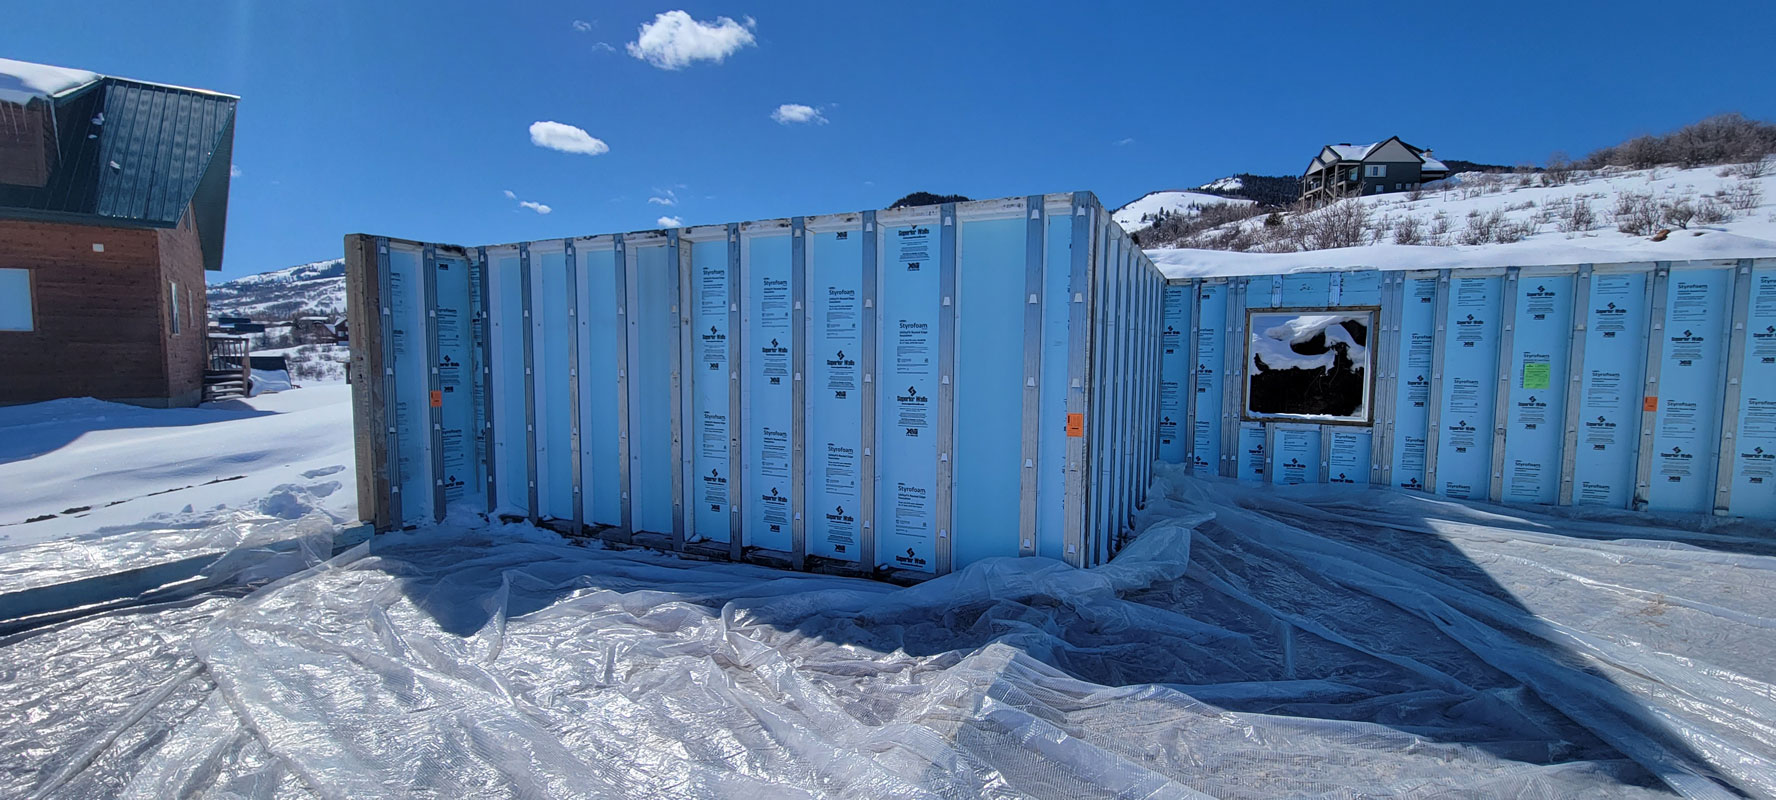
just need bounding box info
[170,279,181,334]
[0,269,32,331]
[1244,308,1376,424]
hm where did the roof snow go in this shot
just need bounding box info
[1327,143,1377,161]
[0,57,99,105]
[1114,190,1255,232]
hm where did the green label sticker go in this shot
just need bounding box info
[1522,362,1551,390]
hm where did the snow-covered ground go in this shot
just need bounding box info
[1148,162,1776,275]
[0,385,355,547]
[1113,189,1254,232]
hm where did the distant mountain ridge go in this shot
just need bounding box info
[207,258,346,321]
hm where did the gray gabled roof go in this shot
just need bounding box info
[0,58,237,271]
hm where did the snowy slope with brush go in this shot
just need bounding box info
[1148,162,1776,276]
[1113,189,1255,232]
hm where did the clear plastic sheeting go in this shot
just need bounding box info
[5,471,1776,798]
[0,485,338,595]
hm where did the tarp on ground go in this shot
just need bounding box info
[3,466,1774,798]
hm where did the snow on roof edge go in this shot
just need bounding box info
[1148,231,1776,279]
[0,57,100,104]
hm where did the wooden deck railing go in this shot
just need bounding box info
[205,335,252,400]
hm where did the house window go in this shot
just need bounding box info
[1244,308,1376,424]
[0,268,32,331]
[1365,165,1387,177]
[169,280,181,335]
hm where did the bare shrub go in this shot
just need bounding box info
[1695,197,1732,224]
[1303,200,1369,249]
[1660,194,1697,229]
[1719,159,1770,179]
[1724,179,1764,210]
[1368,214,1391,245]
[1429,211,1451,237]
[1614,191,1660,235]
[1458,209,1508,245]
[1544,151,1576,186]
[1494,218,1538,244]
[1555,198,1597,233]
[1393,215,1425,245]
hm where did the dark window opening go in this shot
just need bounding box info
[1245,309,1375,422]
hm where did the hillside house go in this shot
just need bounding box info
[1300,136,1448,206]
[0,58,238,407]
[291,315,345,345]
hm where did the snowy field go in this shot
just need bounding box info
[0,385,356,548]
[2,388,1775,797]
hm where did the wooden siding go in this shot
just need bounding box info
[0,102,55,188]
[158,205,208,406]
[0,217,191,407]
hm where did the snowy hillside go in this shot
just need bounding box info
[1198,176,1244,193]
[207,257,346,320]
[1113,189,1255,232]
[1149,160,1776,264]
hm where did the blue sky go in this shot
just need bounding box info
[5,0,1773,281]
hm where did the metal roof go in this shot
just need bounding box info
[0,63,237,270]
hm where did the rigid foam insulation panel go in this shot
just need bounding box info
[1156,257,1776,519]
[346,192,1167,579]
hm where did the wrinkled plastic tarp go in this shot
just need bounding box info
[4,466,1775,798]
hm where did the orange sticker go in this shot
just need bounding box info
[430,390,443,408]
[1643,396,1659,412]
[1065,413,1084,438]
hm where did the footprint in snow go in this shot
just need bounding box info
[306,481,341,498]
[301,465,346,479]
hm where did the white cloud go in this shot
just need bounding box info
[771,103,826,125]
[571,19,593,32]
[626,10,756,70]
[1114,137,1135,146]
[591,41,616,53]
[503,189,517,199]
[657,215,683,227]
[520,201,553,215]
[529,121,609,155]
[648,188,679,206]
[229,164,242,178]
